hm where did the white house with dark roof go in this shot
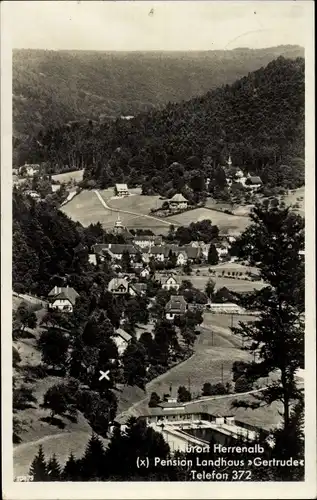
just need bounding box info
[48,286,79,313]
[154,273,180,291]
[114,183,129,197]
[245,175,262,191]
[133,235,163,249]
[168,193,188,210]
[165,295,188,320]
[108,277,130,295]
[112,328,132,356]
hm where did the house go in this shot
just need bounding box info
[165,295,187,320]
[112,215,133,239]
[88,254,97,266]
[19,163,40,177]
[245,175,262,190]
[115,183,129,197]
[93,243,140,262]
[176,251,187,266]
[25,190,41,200]
[168,193,188,211]
[48,286,79,313]
[154,273,180,291]
[133,235,163,249]
[112,328,132,356]
[129,283,147,296]
[108,278,130,295]
[139,267,151,278]
[216,244,229,258]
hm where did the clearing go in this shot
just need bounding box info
[52,169,84,184]
[61,189,171,235]
[178,274,265,292]
[164,207,251,235]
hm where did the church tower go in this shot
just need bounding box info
[113,214,124,235]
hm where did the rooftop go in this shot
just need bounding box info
[48,286,79,305]
[169,193,188,203]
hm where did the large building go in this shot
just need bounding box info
[165,295,188,320]
[115,184,129,197]
[115,399,272,453]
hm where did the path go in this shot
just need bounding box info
[94,190,176,226]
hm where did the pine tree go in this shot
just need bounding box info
[62,452,80,480]
[80,434,106,480]
[207,243,219,265]
[29,445,48,481]
[47,454,61,481]
[232,201,304,441]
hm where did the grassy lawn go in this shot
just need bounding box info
[52,169,84,183]
[61,189,171,235]
[165,207,251,235]
[179,274,265,292]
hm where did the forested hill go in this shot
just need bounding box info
[25,56,304,194]
[13,45,303,141]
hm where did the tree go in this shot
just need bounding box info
[79,434,106,480]
[234,376,253,393]
[43,383,77,419]
[121,250,132,272]
[180,327,196,348]
[207,243,219,265]
[14,303,37,336]
[205,278,216,300]
[62,452,81,480]
[13,346,21,367]
[29,445,48,481]
[122,341,147,388]
[13,385,37,411]
[202,382,213,396]
[232,201,304,438]
[38,328,69,371]
[177,385,191,402]
[149,392,161,408]
[47,454,61,481]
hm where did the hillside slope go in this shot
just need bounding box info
[13,45,303,142]
[25,56,304,194]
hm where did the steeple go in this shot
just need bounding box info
[227,155,232,167]
[115,214,123,228]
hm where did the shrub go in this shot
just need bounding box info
[234,375,253,393]
[149,392,161,408]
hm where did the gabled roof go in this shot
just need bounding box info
[108,278,129,291]
[48,286,79,305]
[165,295,187,313]
[115,183,129,191]
[114,328,132,343]
[95,244,139,255]
[169,193,188,203]
[154,272,180,285]
[130,283,147,295]
[247,176,262,185]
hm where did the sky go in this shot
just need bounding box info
[3,0,312,51]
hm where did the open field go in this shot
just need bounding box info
[281,186,305,216]
[52,169,84,184]
[61,189,171,234]
[179,274,265,292]
[165,207,251,235]
[105,190,164,214]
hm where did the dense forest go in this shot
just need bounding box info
[13,45,303,141]
[21,57,305,197]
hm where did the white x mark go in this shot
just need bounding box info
[99,370,110,381]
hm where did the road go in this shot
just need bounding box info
[94,189,176,226]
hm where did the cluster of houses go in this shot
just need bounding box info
[223,156,263,192]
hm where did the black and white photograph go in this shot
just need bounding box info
[1,1,315,498]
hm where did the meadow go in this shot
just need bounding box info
[179,274,265,292]
[61,189,171,234]
[165,207,251,235]
[52,169,84,184]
